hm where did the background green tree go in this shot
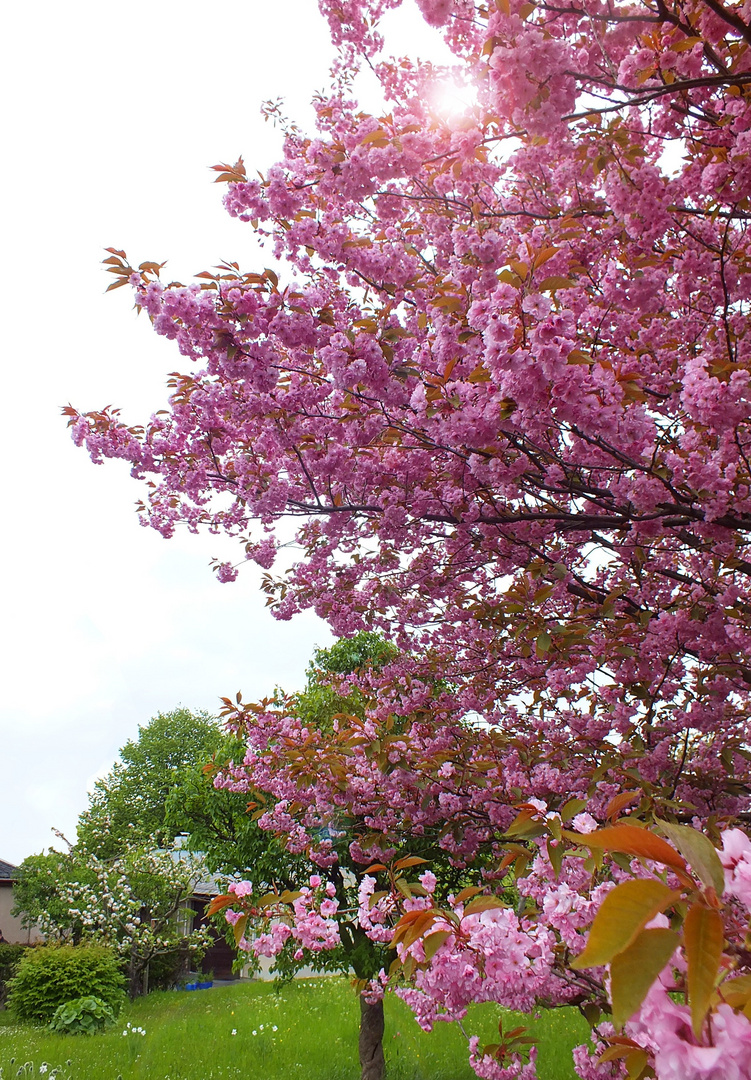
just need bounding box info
[14,709,224,995]
[77,708,223,858]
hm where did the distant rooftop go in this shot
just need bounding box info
[0,860,17,880]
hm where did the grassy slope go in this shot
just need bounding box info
[0,978,590,1080]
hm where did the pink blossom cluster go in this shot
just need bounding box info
[469,1039,537,1080]
[720,829,751,908]
[396,904,557,1026]
[232,876,342,960]
[471,1041,540,1080]
[358,874,396,943]
[627,972,751,1080]
[516,846,615,954]
[571,1026,626,1080]
[75,0,751,796]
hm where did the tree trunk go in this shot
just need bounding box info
[128,952,142,999]
[359,994,385,1080]
[128,951,149,999]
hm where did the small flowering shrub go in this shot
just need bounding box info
[120,1019,147,1060]
[6,945,125,1024]
[48,996,116,1035]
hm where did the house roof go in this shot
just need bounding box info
[0,860,17,881]
[164,840,223,897]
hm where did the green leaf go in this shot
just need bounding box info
[535,630,552,657]
[506,807,547,839]
[560,798,587,822]
[463,895,507,915]
[625,1049,649,1080]
[537,275,574,291]
[581,1003,601,1028]
[685,903,724,1038]
[572,879,679,969]
[547,838,563,879]
[232,913,248,947]
[423,930,452,960]
[610,927,680,1028]
[394,855,429,870]
[720,973,751,1009]
[658,822,725,895]
[497,269,522,286]
[279,889,304,904]
[395,877,414,899]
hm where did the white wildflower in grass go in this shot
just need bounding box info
[272,1025,278,1032]
[231,1029,237,1036]
[252,1030,257,1036]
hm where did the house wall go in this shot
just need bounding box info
[0,883,43,944]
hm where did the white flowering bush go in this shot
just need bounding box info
[30,840,211,997]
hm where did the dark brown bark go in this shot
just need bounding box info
[127,953,142,999]
[358,994,385,1080]
[127,951,149,998]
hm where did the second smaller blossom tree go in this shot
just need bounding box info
[17,837,211,998]
[210,633,492,1080]
[209,637,751,1080]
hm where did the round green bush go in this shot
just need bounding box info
[49,994,116,1034]
[6,944,125,1024]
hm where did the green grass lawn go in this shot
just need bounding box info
[0,978,590,1080]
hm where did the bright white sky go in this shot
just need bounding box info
[0,0,449,865]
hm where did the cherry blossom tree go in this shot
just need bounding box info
[215,681,751,1080]
[71,0,751,1075]
[212,633,492,1080]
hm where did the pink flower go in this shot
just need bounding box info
[571,813,598,834]
[628,976,751,1080]
[720,829,751,908]
[215,562,239,584]
[228,880,254,898]
[419,870,437,893]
